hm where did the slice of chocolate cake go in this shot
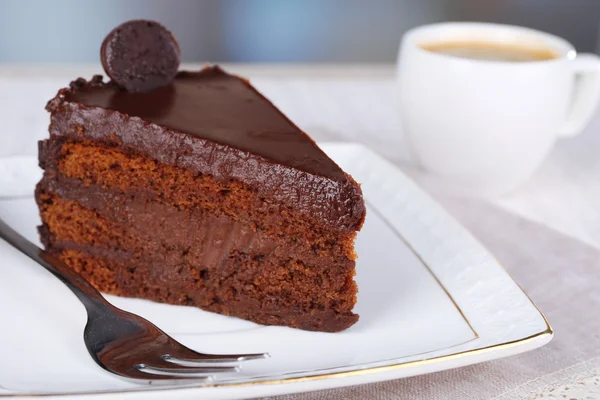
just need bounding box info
[35,21,365,332]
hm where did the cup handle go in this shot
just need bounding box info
[558,53,600,138]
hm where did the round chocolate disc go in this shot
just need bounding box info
[101,20,181,93]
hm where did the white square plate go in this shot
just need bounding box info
[0,143,552,399]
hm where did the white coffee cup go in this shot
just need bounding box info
[397,22,600,197]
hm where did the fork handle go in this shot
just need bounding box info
[0,218,112,313]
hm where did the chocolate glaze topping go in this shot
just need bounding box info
[63,66,345,180]
[45,67,366,231]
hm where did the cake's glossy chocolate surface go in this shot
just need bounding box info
[46,67,365,231]
[63,66,344,181]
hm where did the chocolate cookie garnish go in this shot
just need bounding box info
[101,20,181,93]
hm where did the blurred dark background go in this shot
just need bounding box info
[0,0,599,63]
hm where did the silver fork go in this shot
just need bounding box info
[0,218,268,382]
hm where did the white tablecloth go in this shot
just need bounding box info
[0,65,598,399]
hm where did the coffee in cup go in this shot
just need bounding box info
[420,40,557,62]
